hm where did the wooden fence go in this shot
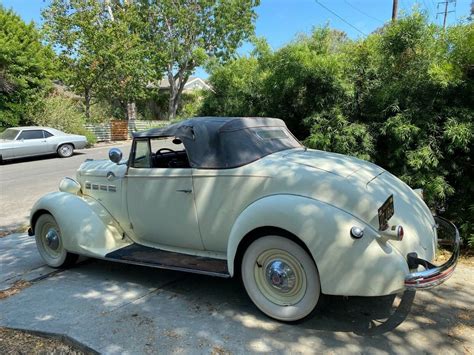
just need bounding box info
[85,120,171,142]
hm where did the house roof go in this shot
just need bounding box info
[153,76,212,91]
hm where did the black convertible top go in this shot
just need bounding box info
[133,117,301,169]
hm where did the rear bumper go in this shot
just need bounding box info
[404,216,460,290]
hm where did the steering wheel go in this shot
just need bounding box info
[156,148,177,156]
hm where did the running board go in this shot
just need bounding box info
[104,244,230,278]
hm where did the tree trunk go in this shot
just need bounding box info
[127,101,137,120]
[168,89,180,120]
[84,88,91,120]
[168,89,177,120]
[167,68,177,120]
[167,68,190,120]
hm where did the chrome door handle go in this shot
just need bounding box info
[176,189,192,193]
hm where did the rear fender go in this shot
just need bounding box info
[227,194,408,296]
[30,192,131,257]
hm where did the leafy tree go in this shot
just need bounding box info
[139,0,259,119]
[261,28,352,137]
[201,56,264,117]
[202,27,352,137]
[0,6,55,128]
[42,0,152,120]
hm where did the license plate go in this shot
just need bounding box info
[378,194,394,230]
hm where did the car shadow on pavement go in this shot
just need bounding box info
[305,291,416,335]
[159,266,415,336]
[0,152,85,165]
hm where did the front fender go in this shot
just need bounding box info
[30,192,131,257]
[227,194,409,296]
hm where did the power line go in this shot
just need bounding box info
[437,0,456,29]
[314,0,367,36]
[343,0,385,24]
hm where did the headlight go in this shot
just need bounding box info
[59,177,81,195]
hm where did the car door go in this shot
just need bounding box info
[14,130,49,157]
[42,130,57,153]
[125,138,204,251]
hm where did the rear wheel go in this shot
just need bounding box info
[35,214,78,268]
[241,235,320,321]
[57,144,74,158]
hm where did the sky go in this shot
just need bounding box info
[1,0,472,78]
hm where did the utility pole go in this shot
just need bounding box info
[469,0,473,21]
[437,0,456,30]
[392,0,398,21]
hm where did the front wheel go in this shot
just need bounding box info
[241,235,320,321]
[57,143,74,158]
[35,214,78,268]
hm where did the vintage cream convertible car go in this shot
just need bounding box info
[29,117,460,321]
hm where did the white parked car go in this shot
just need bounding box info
[29,117,460,321]
[0,126,87,161]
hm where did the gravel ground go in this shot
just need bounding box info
[0,327,87,354]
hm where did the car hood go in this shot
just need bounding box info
[77,159,127,179]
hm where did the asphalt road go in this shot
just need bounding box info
[0,143,131,232]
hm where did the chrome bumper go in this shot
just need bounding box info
[404,216,460,290]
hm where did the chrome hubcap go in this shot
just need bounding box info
[254,249,307,306]
[265,260,296,293]
[45,228,60,250]
[61,145,72,155]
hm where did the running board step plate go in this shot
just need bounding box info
[105,244,230,278]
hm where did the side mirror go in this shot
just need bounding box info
[109,148,123,164]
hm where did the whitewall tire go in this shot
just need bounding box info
[35,214,78,268]
[241,235,320,321]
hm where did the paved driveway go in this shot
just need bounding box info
[0,143,131,232]
[0,233,472,354]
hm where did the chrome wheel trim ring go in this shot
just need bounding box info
[254,249,307,306]
[40,222,63,259]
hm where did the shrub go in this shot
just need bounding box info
[30,95,96,144]
[304,109,374,161]
[177,90,206,119]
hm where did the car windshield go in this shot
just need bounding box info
[0,129,19,140]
